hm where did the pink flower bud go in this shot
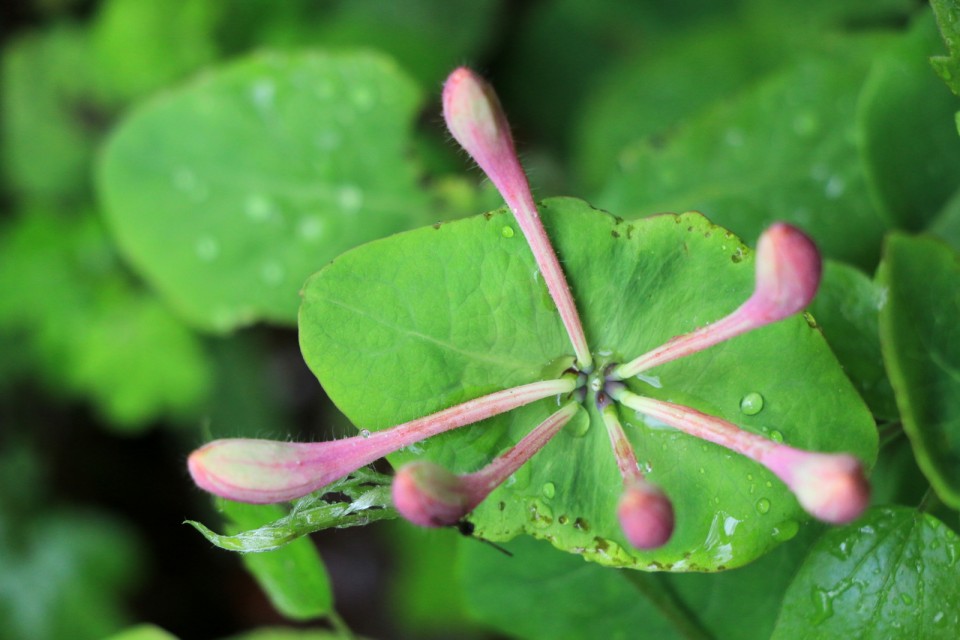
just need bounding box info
[443,67,592,370]
[614,222,822,379]
[744,222,821,323]
[392,461,472,527]
[618,482,675,550]
[762,448,869,524]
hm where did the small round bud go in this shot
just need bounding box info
[786,453,870,524]
[750,223,822,321]
[392,461,472,527]
[617,482,675,550]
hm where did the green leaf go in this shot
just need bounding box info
[90,0,221,104]
[223,629,348,640]
[857,13,960,231]
[186,469,396,552]
[771,506,960,639]
[216,501,332,621]
[931,0,960,95]
[878,233,960,509]
[98,51,428,332]
[929,185,960,253]
[597,47,892,268]
[809,261,898,421]
[458,535,687,640]
[103,625,180,640]
[0,211,212,430]
[300,197,876,570]
[574,21,785,191]
[1,25,101,198]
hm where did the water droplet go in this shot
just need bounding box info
[724,128,744,147]
[260,261,284,286]
[501,225,515,238]
[360,429,371,438]
[315,130,342,151]
[352,87,375,110]
[173,167,209,202]
[635,373,662,388]
[772,519,800,542]
[337,185,363,212]
[298,216,326,242]
[755,498,771,514]
[195,237,220,262]
[542,482,556,499]
[245,194,277,222]
[900,593,913,605]
[251,79,276,111]
[812,587,835,623]
[825,175,846,199]
[792,112,819,136]
[739,392,764,415]
[770,430,784,443]
[699,467,706,474]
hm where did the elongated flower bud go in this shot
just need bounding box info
[188,377,575,503]
[600,403,674,549]
[614,390,868,524]
[614,222,821,379]
[443,67,592,370]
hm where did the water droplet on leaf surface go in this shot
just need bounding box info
[756,498,771,514]
[360,429,371,438]
[739,392,764,415]
[501,225,514,238]
[195,237,220,262]
[541,482,556,499]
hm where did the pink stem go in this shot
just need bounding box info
[443,67,592,370]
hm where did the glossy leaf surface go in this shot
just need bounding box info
[772,506,960,639]
[300,197,876,570]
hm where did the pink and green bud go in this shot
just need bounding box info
[443,67,592,371]
[188,377,575,504]
[613,222,822,379]
[613,390,868,524]
[392,401,580,527]
[600,403,674,549]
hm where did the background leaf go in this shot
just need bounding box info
[771,506,960,639]
[878,233,960,509]
[99,51,428,331]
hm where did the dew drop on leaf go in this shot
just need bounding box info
[360,429,371,438]
[501,225,514,238]
[297,216,326,242]
[245,194,277,222]
[756,498,771,514]
[772,519,800,542]
[260,261,284,286]
[739,392,764,415]
[541,482,556,499]
[195,236,220,262]
[770,430,784,443]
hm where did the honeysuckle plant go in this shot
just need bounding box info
[188,67,876,571]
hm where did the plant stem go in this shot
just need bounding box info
[621,571,715,640]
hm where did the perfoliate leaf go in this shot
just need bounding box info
[878,233,960,509]
[772,506,960,639]
[300,197,876,571]
[98,51,428,332]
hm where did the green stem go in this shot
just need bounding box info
[917,487,941,514]
[621,571,715,640]
[326,609,355,639]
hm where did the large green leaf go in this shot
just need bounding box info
[857,13,960,231]
[878,233,960,508]
[300,197,876,570]
[597,47,892,268]
[809,261,897,421]
[98,51,427,332]
[771,506,960,639]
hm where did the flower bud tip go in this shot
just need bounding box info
[392,461,473,527]
[750,223,821,321]
[617,483,675,550]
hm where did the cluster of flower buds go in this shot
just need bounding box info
[188,67,869,551]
